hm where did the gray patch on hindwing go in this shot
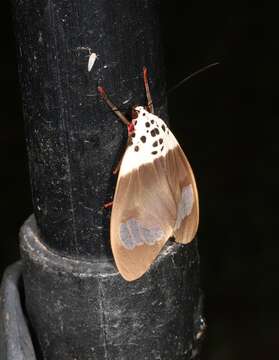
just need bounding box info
[174,184,194,231]
[119,218,164,250]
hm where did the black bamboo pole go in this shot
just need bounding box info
[12,0,169,257]
[10,0,204,359]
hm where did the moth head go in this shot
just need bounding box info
[131,106,146,125]
[129,106,146,135]
[131,105,139,121]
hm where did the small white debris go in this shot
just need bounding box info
[88,52,97,72]
[38,31,43,44]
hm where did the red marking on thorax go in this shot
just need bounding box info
[127,122,134,136]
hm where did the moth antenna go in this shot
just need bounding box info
[167,62,220,95]
[97,86,130,126]
[143,66,154,114]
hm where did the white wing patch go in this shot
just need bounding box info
[120,106,177,176]
[174,184,194,231]
[120,218,164,250]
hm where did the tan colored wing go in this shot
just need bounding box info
[167,144,199,244]
[110,143,199,281]
[110,153,175,281]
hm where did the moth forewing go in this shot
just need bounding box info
[171,144,199,244]
[159,125,199,243]
[111,151,175,281]
[110,107,199,281]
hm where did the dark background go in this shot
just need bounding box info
[0,1,278,359]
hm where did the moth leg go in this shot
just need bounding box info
[104,201,113,209]
[143,66,154,114]
[113,136,130,175]
[98,86,130,126]
[113,157,122,175]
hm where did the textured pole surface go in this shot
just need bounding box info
[0,262,36,360]
[20,216,202,360]
[12,0,167,258]
[11,0,203,359]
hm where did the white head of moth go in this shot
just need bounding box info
[98,67,199,282]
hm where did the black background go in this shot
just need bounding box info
[1,1,278,359]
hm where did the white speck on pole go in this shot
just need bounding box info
[88,53,97,72]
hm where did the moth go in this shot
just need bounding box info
[98,67,199,281]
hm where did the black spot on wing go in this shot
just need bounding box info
[152,151,157,155]
[151,129,156,137]
[134,146,139,152]
[153,141,158,147]
[140,136,146,143]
